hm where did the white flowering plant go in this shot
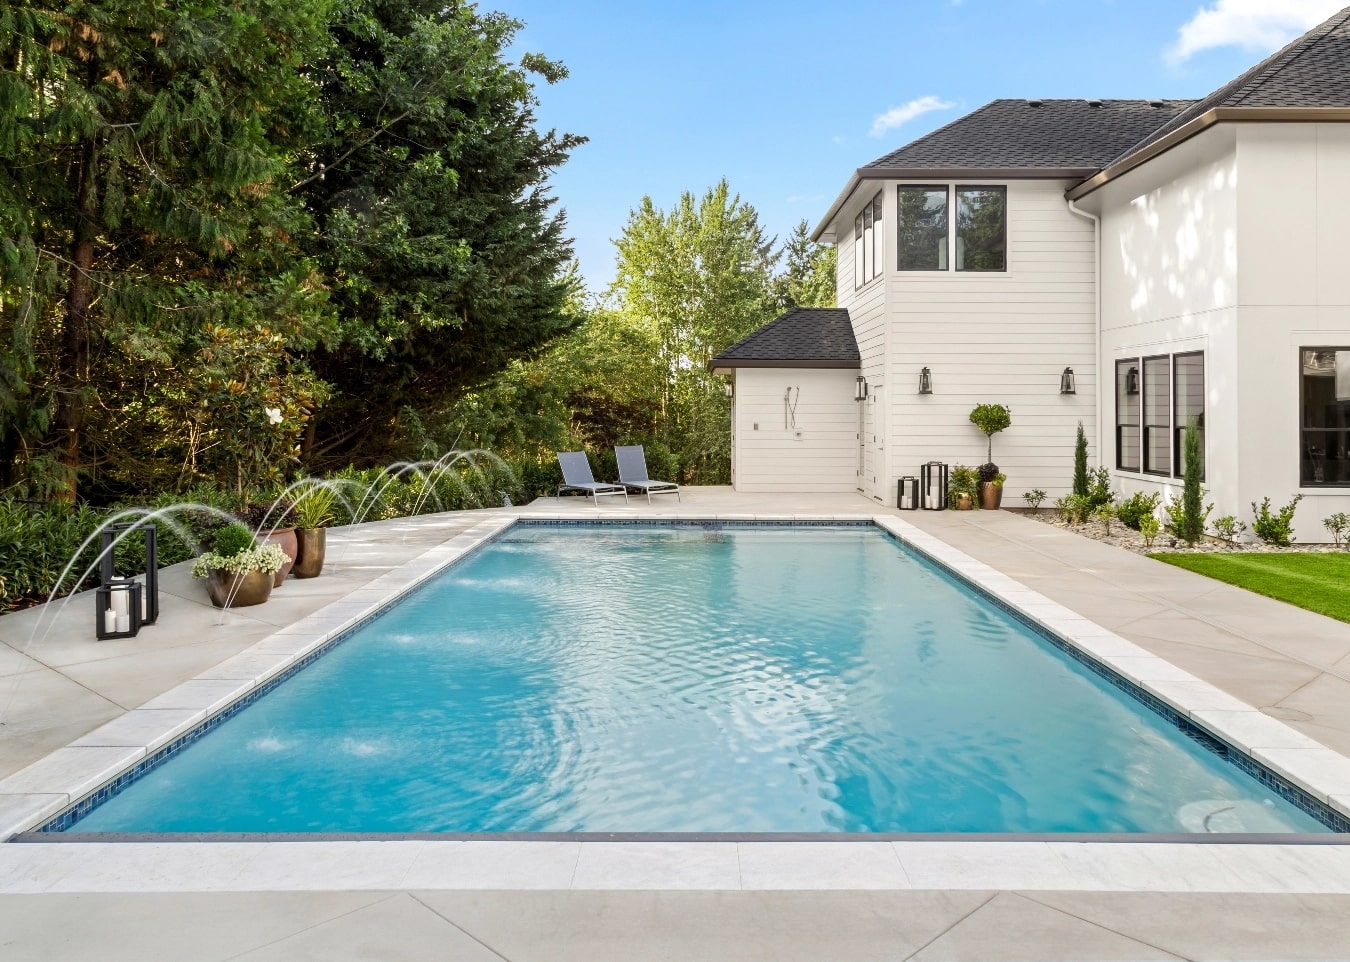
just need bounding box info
[191,542,287,578]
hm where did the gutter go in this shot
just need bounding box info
[1067,106,1350,201]
[1065,198,1102,477]
[812,166,1094,243]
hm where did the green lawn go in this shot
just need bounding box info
[1148,552,1350,623]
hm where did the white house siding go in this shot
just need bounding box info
[882,179,1097,507]
[1091,126,1241,522]
[1093,122,1350,541]
[731,367,859,492]
[837,190,888,498]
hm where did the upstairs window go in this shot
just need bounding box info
[854,190,884,288]
[898,185,1006,272]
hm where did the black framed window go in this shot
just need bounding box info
[1142,356,1171,475]
[1116,360,1140,471]
[854,190,883,288]
[897,186,948,271]
[1117,351,1204,479]
[955,186,1006,271]
[871,192,884,281]
[1174,352,1204,480]
[1300,348,1350,486]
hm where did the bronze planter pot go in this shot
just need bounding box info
[293,527,327,579]
[205,568,274,608]
[258,527,297,586]
[978,482,1004,510]
[955,493,973,510]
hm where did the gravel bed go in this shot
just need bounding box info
[1012,509,1347,556]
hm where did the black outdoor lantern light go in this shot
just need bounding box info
[1060,366,1076,395]
[95,522,159,639]
[854,375,868,401]
[1126,366,1139,395]
[918,367,933,395]
[920,461,948,510]
[897,475,920,510]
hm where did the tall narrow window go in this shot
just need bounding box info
[1116,360,1140,471]
[862,201,874,281]
[1142,355,1171,475]
[897,186,948,271]
[871,192,884,280]
[853,211,864,288]
[1300,348,1350,486]
[955,186,1006,271]
[1173,352,1204,479]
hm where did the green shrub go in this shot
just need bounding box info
[1324,512,1350,548]
[1116,491,1162,531]
[0,500,108,611]
[213,523,258,558]
[1023,488,1047,513]
[1056,493,1090,525]
[1086,466,1114,510]
[1094,502,1117,536]
[1212,515,1247,544]
[1251,495,1303,547]
[1139,514,1160,547]
[1176,416,1206,546]
[949,464,979,508]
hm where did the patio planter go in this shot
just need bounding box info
[258,527,298,585]
[204,568,274,608]
[978,482,1004,510]
[293,527,326,578]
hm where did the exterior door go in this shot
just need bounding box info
[862,388,881,499]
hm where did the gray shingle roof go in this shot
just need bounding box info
[1106,8,1350,169]
[862,100,1193,174]
[709,308,858,370]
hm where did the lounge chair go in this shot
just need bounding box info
[556,451,629,504]
[615,445,681,503]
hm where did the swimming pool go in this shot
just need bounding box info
[57,522,1332,834]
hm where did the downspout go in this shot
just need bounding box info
[1066,198,1102,480]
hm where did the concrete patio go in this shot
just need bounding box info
[2,489,1350,960]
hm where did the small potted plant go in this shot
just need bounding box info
[292,483,337,578]
[949,464,978,510]
[192,522,288,608]
[969,403,1011,509]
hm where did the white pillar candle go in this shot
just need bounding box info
[109,589,129,619]
[104,609,117,634]
[117,613,130,633]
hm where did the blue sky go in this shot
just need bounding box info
[504,1,1343,292]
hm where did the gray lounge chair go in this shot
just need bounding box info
[615,445,680,503]
[556,451,628,504]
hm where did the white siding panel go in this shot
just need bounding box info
[732,368,860,492]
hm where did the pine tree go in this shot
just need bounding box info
[1073,422,1089,497]
[1178,416,1206,545]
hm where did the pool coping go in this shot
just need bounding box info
[3,510,1350,895]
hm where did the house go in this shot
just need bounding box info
[710,7,1350,541]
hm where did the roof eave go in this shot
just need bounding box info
[1068,106,1350,201]
[812,167,1096,242]
[707,358,861,374]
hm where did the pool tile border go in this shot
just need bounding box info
[3,512,1349,840]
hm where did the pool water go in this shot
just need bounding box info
[67,524,1328,834]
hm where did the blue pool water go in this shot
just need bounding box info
[66,524,1328,834]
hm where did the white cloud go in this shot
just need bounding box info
[868,96,956,138]
[1167,0,1343,64]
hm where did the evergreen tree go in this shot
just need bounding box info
[774,220,836,310]
[0,0,331,499]
[297,0,585,469]
[1178,416,1206,545]
[1073,421,1089,497]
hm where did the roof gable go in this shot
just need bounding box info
[709,308,858,371]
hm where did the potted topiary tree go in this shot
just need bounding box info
[192,522,288,608]
[969,403,1011,509]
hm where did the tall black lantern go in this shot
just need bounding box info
[98,522,159,629]
[897,476,920,510]
[920,461,948,510]
[1060,366,1076,395]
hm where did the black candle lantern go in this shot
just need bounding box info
[96,578,143,640]
[920,461,948,510]
[99,522,158,627]
[897,476,920,510]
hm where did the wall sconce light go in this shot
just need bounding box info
[1060,366,1076,395]
[918,367,933,395]
[723,379,734,399]
[854,374,868,402]
[1126,366,1139,395]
